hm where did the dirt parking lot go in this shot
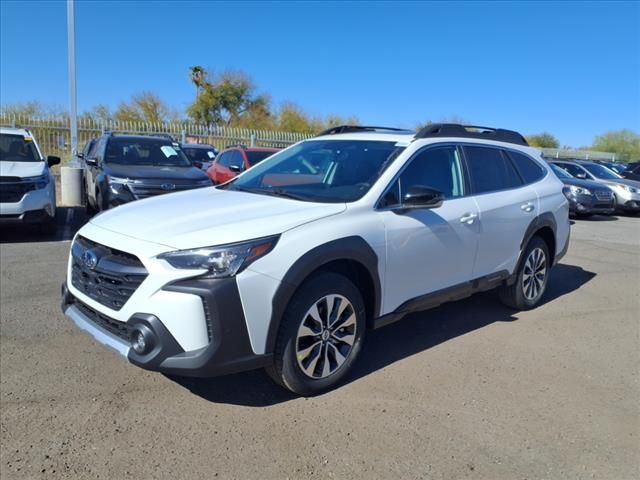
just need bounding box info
[1,214,638,479]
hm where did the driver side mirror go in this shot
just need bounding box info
[47,155,61,167]
[229,164,242,173]
[575,172,587,179]
[85,157,98,166]
[394,186,444,211]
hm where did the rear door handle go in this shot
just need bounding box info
[521,202,534,213]
[460,213,478,224]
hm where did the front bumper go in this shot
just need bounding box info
[62,277,271,377]
[0,182,56,220]
[619,199,640,212]
[566,193,615,215]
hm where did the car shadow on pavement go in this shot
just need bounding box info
[170,263,595,407]
[0,207,89,244]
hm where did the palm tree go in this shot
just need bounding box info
[189,66,205,99]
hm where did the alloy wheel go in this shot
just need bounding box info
[522,247,547,301]
[295,294,357,379]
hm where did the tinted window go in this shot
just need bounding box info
[105,138,191,166]
[228,151,244,169]
[509,151,545,184]
[581,163,621,180]
[183,148,216,163]
[550,163,572,179]
[246,150,275,166]
[0,134,41,162]
[554,163,586,178]
[217,152,232,166]
[464,146,522,194]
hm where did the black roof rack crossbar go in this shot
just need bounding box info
[316,125,414,136]
[415,123,528,146]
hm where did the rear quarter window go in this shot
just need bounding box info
[508,151,545,184]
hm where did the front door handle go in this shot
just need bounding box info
[521,202,535,213]
[460,213,478,224]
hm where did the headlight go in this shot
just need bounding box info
[107,175,131,193]
[24,173,50,190]
[158,236,279,278]
[612,184,638,194]
[567,185,591,196]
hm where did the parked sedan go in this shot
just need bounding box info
[549,163,615,217]
[551,160,640,214]
[621,162,640,182]
[594,160,627,175]
[207,145,279,184]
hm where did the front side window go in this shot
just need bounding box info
[0,134,41,162]
[229,151,245,169]
[183,148,217,163]
[555,162,589,178]
[464,146,522,194]
[550,163,573,179]
[581,163,621,180]
[223,140,405,203]
[105,138,191,167]
[380,146,464,207]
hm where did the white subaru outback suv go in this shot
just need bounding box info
[62,124,570,395]
[0,127,60,233]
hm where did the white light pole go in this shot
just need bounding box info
[61,0,83,207]
[67,0,78,164]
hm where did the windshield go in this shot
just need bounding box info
[223,140,406,203]
[183,147,217,163]
[246,150,276,166]
[0,134,42,162]
[550,163,573,179]
[105,138,192,167]
[582,163,621,180]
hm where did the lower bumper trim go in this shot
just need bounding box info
[64,303,130,358]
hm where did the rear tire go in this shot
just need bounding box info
[499,236,550,310]
[266,272,366,396]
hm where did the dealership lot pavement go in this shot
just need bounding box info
[1,215,638,479]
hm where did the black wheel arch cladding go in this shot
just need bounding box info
[265,236,381,355]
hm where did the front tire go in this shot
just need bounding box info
[267,272,366,396]
[499,236,550,310]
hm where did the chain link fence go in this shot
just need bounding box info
[0,113,314,163]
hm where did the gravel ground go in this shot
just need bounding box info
[1,214,638,479]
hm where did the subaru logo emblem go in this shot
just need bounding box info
[161,183,175,191]
[81,249,99,270]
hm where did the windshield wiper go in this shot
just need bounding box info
[229,186,308,201]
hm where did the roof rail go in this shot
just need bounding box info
[225,144,247,149]
[316,125,414,136]
[415,123,528,146]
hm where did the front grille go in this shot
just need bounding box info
[74,298,131,342]
[128,181,207,200]
[0,179,35,203]
[595,190,613,201]
[71,236,147,310]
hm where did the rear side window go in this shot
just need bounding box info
[464,146,522,194]
[508,151,545,184]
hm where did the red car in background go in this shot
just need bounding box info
[207,145,279,184]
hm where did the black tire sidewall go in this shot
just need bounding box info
[516,237,550,309]
[276,272,366,396]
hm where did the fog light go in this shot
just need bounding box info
[130,326,154,355]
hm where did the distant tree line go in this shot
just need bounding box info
[2,67,639,160]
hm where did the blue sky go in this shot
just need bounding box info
[1,0,639,146]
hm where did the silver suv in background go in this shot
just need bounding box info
[0,127,60,233]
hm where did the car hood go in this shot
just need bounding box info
[0,161,46,178]
[90,187,346,250]
[596,178,640,188]
[560,177,608,190]
[104,163,207,181]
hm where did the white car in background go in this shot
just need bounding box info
[0,127,60,233]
